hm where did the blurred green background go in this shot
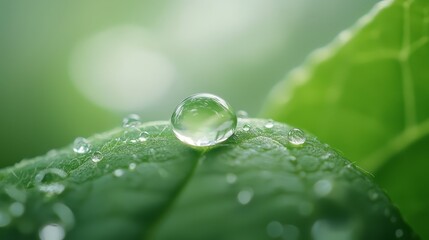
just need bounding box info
[0,0,377,167]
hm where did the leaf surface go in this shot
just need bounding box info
[0,119,418,239]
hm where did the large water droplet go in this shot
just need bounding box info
[39,223,65,240]
[122,114,141,128]
[266,221,283,238]
[34,168,67,196]
[171,93,237,147]
[9,202,25,217]
[91,151,103,163]
[237,188,253,205]
[287,128,306,145]
[73,137,90,154]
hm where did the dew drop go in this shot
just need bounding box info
[242,124,250,132]
[122,114,141,128]
[395,229,404,238]
[113,169,125,177]
[129,163,137,170]
[265,120,274,129]
[139,131,150,142]
[171,93,237,147]
[73,137,90,154]
[313,179,333,197]
[9,202,25,217]
[0,210,11,227]
[287,128,306,145]
[39,223,65,240]
[35,168,67,196]
[226,173,237,184]
[236,110,249,118]
[237,188,253,205]
[123,127,142,143]
[266,221,283,238]
[91,151,103,163]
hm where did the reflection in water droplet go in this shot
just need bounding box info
[9,202,25,217]
[122,114,141,128]
[35,168,68,196]
[287,128,306,145]
[236,110,249,118]
[265,120,274,129]
[113,169,125,177]
[266,221,283,238]
[91,151,103,163]
[226,173,237,184]
[0,210,11,227]
[171,93,237,147]
[313,179,333,197]
[237,188,254,205]
[39,223,65,240]
[395,229,404,238]
[129,163,137,170]
[242,124,250,132]
[73,137,91,154]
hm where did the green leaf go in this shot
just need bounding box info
[0,119,418,239]
[262,0,429,237]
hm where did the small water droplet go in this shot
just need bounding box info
[129,163,137,170]
[113,169,124,177]
[39,223,65,240]
[124,127,142,143]
[73,137,90,154]
[395,229,404,238]
[91,151,103,163]
[237,188,254,205]
[9,202,25,217]
[0,210,11,227]
[139,131,150,142]
[242,124,250,132]
[321,153,331,160]
[266,221,283,238]
[52,203,75,229]
[122,114,141,128]
[236,110,249,118]
[313,179,333,197]
[265,120,274,129]
[287,128,306,145]
[368,189,379,201]
[35,168,67,196]
[171,93,237,147]
[226,173,237,184]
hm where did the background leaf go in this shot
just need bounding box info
[263,0,429,238]
[0,119,417,239]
